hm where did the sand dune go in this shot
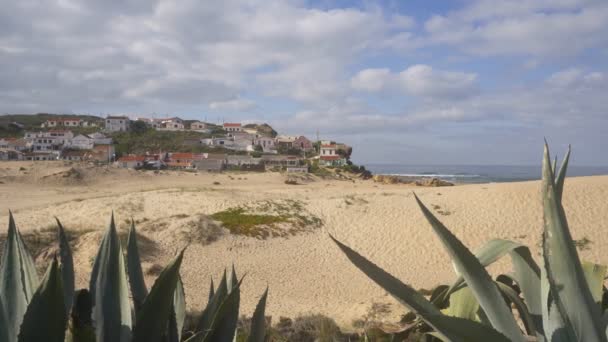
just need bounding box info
[1,161,608,329]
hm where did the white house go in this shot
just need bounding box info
[105,116,130,132]
[223,123,242,132]
[320,144,337,156]
[88,132,113,145]
[69,134,95,149]
[255,136,275,152]
[159,117,184,131]
[190,121,208,131]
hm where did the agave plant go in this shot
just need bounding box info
[0,213,269,342]
[332,142,608,341]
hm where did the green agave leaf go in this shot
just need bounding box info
[541,143,606,342]
[441,286,479,322]
[331,235,480,342]
[439,237,542,337]
[424,315,511,342]
[208,278,214,303]
[247,287,268,342]
[56,218,75,313]
[495,281,536,336]
[18,257,67,342]
[126,220,148,312]
[168,275,186,342]
[0,212,40,342]
[89,214,132,342]
[197,271,228,335]
[540,255,574,342]
[201,277,243,342]
[132,249,184,342]
[0,295,8,342]
[554,145,571,202]
[414,195,525,342]
[582,261,607,306]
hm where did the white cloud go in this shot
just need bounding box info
[351,65,478,99]
[423,0,608,57]
[209,98,256,111]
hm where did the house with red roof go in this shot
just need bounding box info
[116,155,145,168]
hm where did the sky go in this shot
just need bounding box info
[1,0,607,165]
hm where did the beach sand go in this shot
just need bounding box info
[1,161,607,329]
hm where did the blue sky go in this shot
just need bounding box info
[1,0,607,165]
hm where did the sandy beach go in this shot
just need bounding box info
[1,161,608,329]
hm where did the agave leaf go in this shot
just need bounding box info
[441,286,479,322]
[208,278,214,303]
[540,255,573,342]
[201,277,243,342]
[554,145,571,202]
[495,281,536,336]
[331,235,487,342]
[227,265,237,292]
[56,218,75,313]
[132,249,184,342]
[552,155,557,176]
[582,261,607,306]
[0,212,40,341]
[247,288,268,342]
[169,275,187,342]
[424,315,511,342]
[414,195,525,342]
[18,257,67,342]
[126,220,148,312]
[0,295,8,342]
[541,143,606,342]
[89,214,132,342]
[197,271,228,335]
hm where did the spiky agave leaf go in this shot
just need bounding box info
[197,271,228,335]
[18,257,67,342]
[554,145,571,202]
[541,143,606,342]
[0,212,39,341]
[247,288,269,342]
[414,195,526,342]
[0,295,8,342]
[56,218,75,313]
[168,275,187,342]
[126,220,148,313]
[89,214,132,342]
[441,286,479,322]
[132,249,184,342]
[540,248,574,342]
[330,235,509,342]
[201,276,243,342]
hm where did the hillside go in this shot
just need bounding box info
[0,113,104,137]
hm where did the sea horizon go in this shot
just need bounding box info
[364,163,608,184]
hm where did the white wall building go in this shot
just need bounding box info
[105,116,130,132]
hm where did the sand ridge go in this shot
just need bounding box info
[1,161,608,329]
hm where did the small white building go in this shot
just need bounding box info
[190,121,208,131]
[105,116,130,132]
[320,144,337,157]
[223,123,242,133]
[159,117,184,131]
[69,134,95,150]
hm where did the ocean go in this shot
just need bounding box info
[365,164,608,184]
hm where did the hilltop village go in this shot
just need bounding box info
[0,114,366,175]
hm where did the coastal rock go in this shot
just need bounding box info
[416,177,454,187]
[372,175,401,184]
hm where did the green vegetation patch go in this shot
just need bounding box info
[210,199,323,238]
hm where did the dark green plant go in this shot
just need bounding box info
[332,143,608,341]
[0,214,269,342]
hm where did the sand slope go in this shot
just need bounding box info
[1,161,608,328]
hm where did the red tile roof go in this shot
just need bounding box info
[223,123,241,127]
[320,155,342,160]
